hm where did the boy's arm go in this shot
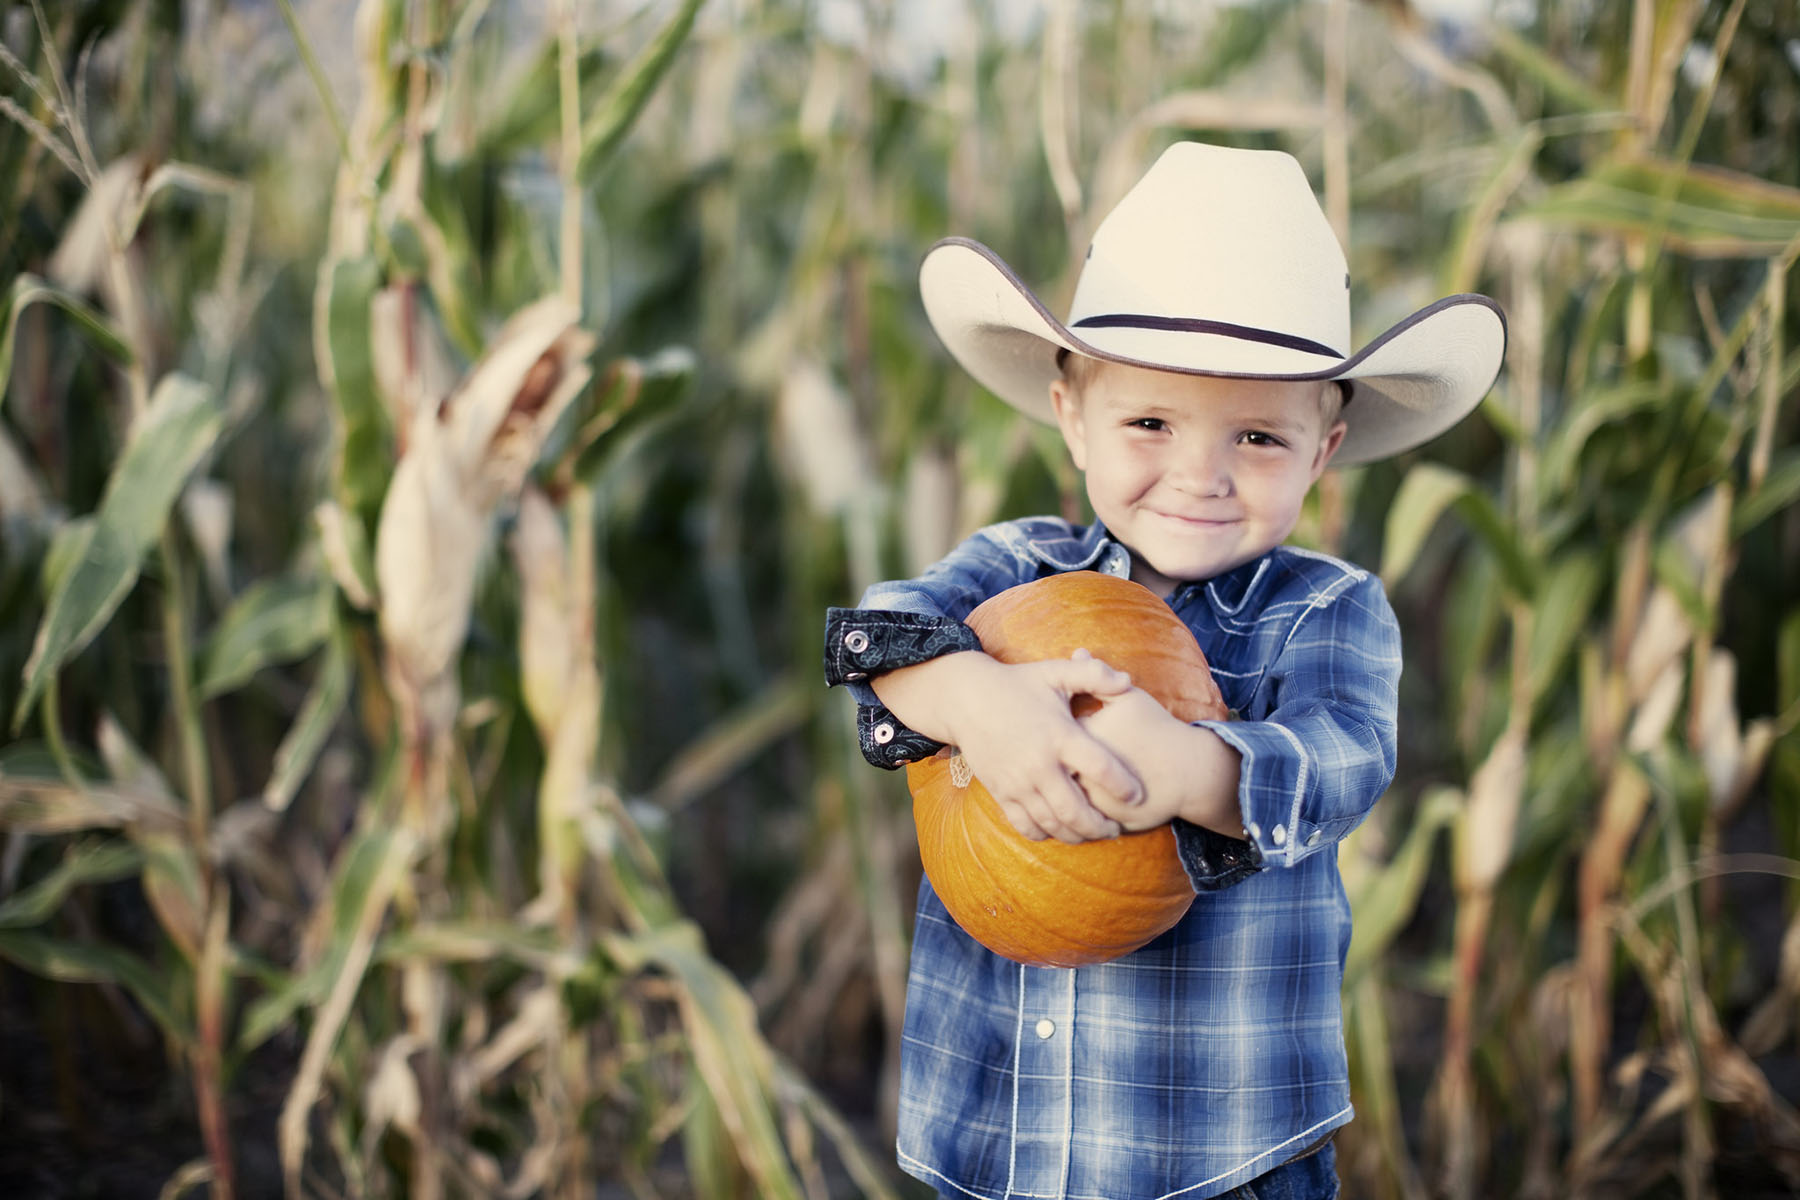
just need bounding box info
[871,649,1143,843]
[1084,569,1401,872]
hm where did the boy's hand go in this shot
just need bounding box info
[1077,687,1243,835]
[872,649,1144,843]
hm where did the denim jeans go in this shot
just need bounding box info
[932,1142,1337,1200]
[1221,1142,1338,1200]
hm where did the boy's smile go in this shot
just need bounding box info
[1050,361,1346,597]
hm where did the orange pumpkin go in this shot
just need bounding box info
[906,571,1230,968]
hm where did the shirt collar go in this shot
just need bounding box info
[1023,520,1276,609]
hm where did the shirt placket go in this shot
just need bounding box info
[1010,966,1076,1198]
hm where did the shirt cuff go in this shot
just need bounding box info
[823,607,982,686]
[825,608,982,770]
[1197,718,1327,866]
[1171,819,1264,892]
[856,702,946,770]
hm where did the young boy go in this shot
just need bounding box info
[824,142,1505,1199]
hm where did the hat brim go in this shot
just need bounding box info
[919,238,1507,466]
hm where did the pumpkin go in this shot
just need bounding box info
[906,570,1230,968]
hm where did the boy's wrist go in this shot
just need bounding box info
[1171,724,1243,835]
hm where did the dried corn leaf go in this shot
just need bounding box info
[1519,155,1800,258]
[1,274,134,412]
[312,499,377,611]
[375,418,486,703]
[512,486,574,742]
[1456,725,1528,894]
[46,154,149,293]
[440,296,595,507]
[605,921,805,1200]
[775,360,868,518]
[0,777,184,835]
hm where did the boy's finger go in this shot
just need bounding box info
[995,795,1051,842]
[1042,775,1122,842]
[1062,735,1143,808]
[1044,652,1133,697]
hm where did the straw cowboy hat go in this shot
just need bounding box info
[918,141,1506,466]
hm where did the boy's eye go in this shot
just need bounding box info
[1126,417,1167,432]
[1240,430,1286,447]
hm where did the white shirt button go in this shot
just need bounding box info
[1272,824,1288,846]
[1306,829,1322,846]
[1035,1018,1055,1039]
[1247,823,1262,840]
[873,722,895,745]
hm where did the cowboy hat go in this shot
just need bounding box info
[918,141,1506,466]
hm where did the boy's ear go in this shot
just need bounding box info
[1050,379,1088,470]
[1310,420,1348,480]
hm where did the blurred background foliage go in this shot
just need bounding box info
[1,0,1798,1196]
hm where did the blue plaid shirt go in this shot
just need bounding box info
[833,518,1400,1200]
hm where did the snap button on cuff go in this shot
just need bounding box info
[1035,1018,1055,1039]
[873,722,895,745]
[843,630,871,654]
[846,671,866,681]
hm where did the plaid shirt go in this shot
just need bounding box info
[831,518,1400,1200]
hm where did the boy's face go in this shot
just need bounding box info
[1050,360,1347,597]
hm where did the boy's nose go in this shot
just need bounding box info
[1167,446,1232,497]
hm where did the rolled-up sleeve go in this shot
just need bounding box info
[1197,570,1401,867]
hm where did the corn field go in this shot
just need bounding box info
[1,0,1797,1197]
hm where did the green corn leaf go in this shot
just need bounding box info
[262,619,352,812]
[14,374,222,732]
[0,274,134,414]
[1441,127,1542,295]
[578,0,706,183]
[605,920,804,1200]
[197,574,335,700]
[1483,22,1614,115]
[238,958,330,1054]
[1734,450,1800,538]
[40,516,96,598]
[1381,463,1536,597]
[239,822,404,1052]
[569,347,696,484]
[1383,464,1473,588]
[1345,788,1460,988]
[1541,381,1665,497]
[1525,554,1604,709]
[0,930,184,1042]
[322,255,390,526]
[0,840,144,930]
[1517,156,1800,257]
[476,40,612,155]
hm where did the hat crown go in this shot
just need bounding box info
[1067,143,1350,358]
